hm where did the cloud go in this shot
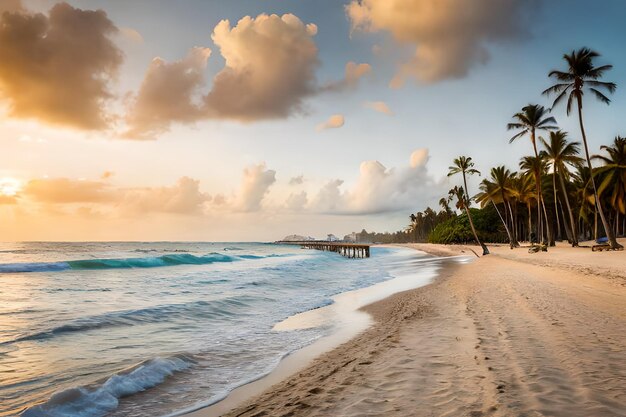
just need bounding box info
[347,0,537,84]
[0,2,123,129]
[235,163,276,211]
[125,47,212,139]
[308,148,441,214]
[285,191,308,211]
[125,13,320,137]
[101,171,114,179]
[364,101,393,115]
[22,176,211,216]
[310,179,345,212]
[317,114,345,131]
[289,175,304,186]
[119,27,143,43]
[120,177,210,215]
[24,178,115,203]
[0,0,24,13]
[0,195,18,204]
[410,148,429,167]
[322,61,372,91]
[204,14,319,121]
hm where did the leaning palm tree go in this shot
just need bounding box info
[507,104,558,245]
[540,130,583,246]
[593,136,626,236]
[543,47,622,249]
[447,156,489,255]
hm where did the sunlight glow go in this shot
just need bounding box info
[0,177,22,196]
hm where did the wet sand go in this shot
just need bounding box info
[191,241,626,417]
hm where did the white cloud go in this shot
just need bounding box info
[285,191,308,211]
[120,177,210,215]
[235,163,277,212]
[307,148,442,214]
[310,179,345,212]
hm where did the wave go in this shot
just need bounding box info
[0,253,237,273]
[5,296,260,345]
[21,355,193,417]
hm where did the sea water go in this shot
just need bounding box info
[0,242,453,417]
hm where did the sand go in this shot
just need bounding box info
[191,240,626,417]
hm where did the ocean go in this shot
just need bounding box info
[0,242,459,417]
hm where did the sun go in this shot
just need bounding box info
[0,177,22,196]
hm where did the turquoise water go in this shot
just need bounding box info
[0,242,445,417]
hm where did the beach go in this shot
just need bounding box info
[195,241,626,417]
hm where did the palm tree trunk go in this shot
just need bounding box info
[492,200,514,248]
[541,197,554,246]
[462,172,489,255]
[465,207,489,255]
[527,202,532,242]
[576,97,622,248]
[531,130,544,246]
[553,171,562,240]
[558,197,573,243]
[594,205,598,241]
[505,199,519,246]
[558,170,578,246]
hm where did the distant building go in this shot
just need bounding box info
[281,234,315,242]
[326,234,339,242]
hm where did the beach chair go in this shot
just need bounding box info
[592,237,624,251]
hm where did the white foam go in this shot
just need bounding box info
[22,357,191,417]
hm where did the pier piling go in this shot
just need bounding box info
[275,241,371,258]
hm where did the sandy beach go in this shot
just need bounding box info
[192,241,626,417]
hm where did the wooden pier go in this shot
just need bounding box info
[276,241,370,258]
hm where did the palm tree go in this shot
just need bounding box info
[573,165,597,240]
[540,130,583,246]
[519,155,551,245]
[476,166,518,248]
[508,104,558,245]
[593,136,626,236]
[510,173,537,242]
[476,178,514,247]
[543,48,622,249]
[439,197,453,216]
[447,156,489,255]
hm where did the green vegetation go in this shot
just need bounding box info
[353,48,625,251]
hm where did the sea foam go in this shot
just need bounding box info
[22,356,192,417]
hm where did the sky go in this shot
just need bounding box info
[0,0,625,241]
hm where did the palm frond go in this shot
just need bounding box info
[509,129,528,143]
[589,88,611,104]
[586,80,617,93]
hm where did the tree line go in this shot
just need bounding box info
[363,48,625,251]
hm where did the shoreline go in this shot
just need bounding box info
[190,241,625,417]
[182,247,468,417]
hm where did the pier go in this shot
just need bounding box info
[276,241,370,258]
